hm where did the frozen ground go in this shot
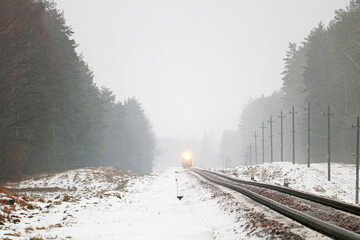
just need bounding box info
[0,165,331,239]
[221,162,359,204]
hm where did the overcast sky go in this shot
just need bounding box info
[55,0,350,139]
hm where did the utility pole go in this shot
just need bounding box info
[249,143,252,165]
[253,131,259,164]
[324,105,334,181]
[352,115,359,204]
[304,102,313,167]
[289,106,297,164]
[268,116,274,163]
[260,122,266,163]
[357,116,359,204]
[278,110,285,162]
[245,151,248,166]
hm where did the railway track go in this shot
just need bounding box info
[191,168,360,240]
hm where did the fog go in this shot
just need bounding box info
[55,0,350,168]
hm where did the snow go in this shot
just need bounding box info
[225,162,359,205]
[6,167,133,199]
[47,170,240,240]
[0,164,339,239]
[1,168,243,239]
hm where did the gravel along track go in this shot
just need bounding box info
[239,184,360,233]
[192,168,360,240]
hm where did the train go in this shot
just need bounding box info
[182,152,192,168]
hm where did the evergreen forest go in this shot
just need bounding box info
[238,1,360,165]
[0,0,155,181]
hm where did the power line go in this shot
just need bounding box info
[312,105,329,112]
[333,115,355,125]
[331,107,358,119]
[332,119,351,128]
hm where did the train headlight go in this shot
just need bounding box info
[183,152,192,162]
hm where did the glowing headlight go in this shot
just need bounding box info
[183,152,192,162]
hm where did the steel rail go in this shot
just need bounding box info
[202,169,360,216]
[192,169,360,240]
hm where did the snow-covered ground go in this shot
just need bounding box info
[0,164,334,239]
[221,162,359,205]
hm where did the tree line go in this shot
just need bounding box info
[235,0,360,165]
[0,0,155,181]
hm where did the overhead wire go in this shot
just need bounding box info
[332,117,352,128]
[331,108,357,123]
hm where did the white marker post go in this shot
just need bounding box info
[176,178,183,200]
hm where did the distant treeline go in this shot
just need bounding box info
[236,1,360,164]
[0,0,155,181]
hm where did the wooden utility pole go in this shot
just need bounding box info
[260,122,266,163]
[245,151,248,166]
[278,110,285,162]
[289,106,297,164]
[324,105,334,181]
[352,115,359,204]
[304,102,313,167]
[357,116,359,205]
[268,116,274,163]
[249,143,252,165]
[253,131,259,164]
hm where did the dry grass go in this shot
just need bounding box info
[49,223,63,229]
[0,185,38,225]
[4,232,21,237]
[87,167,134,184]
[0,213,5,222]
[21,195,33,201]
[7,187,65,193]
[12,218,21,224]
[314,185,326,193]
[0,198,14,206]
[0,167,133,226]
[27,204,35,210]
[0,186,11,195]
[30,237,44,240]
[63,194,70,202]
[73,172,80,182]
[2,206,11,214]
[1,185,36,208]
[115,179,129,191]
[25,227,34,233]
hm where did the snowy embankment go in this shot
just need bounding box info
[0,167,132,239]
[1,167,243,239]
[223,162,358,205]
[0,165,328,239]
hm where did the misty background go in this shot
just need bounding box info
[54,0,350,169]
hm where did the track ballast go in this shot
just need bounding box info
[191,168,360,240]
